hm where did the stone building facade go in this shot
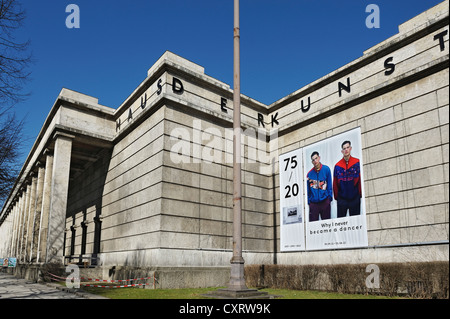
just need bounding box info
[0,1,448,285]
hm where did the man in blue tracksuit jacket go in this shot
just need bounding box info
[307,151,333,222]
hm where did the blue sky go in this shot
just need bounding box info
[9,0,445,167]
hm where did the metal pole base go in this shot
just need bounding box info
[204,288,272,299]
[203,261,279,299]
[228,258,247,290]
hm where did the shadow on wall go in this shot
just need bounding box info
[64,149,112,267]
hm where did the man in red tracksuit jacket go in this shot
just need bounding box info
[333,141,362,218]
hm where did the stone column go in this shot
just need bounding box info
[14,192,24,257]
[46,133,74,263]
[38,152,53,263]
[30,163,45,262]
[9,203,18,257]
[25,175,37,262]
[19,185,30,262]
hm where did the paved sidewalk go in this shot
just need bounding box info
[0,272,105,299]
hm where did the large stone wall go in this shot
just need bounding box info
[271,1,449,264]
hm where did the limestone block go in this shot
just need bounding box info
[441,124,449,144]
[101,232,160,252]
[160,232,199,250]
[199,234,229,250]
[444,163,449,184]
[405,127,441,153]
[160,215,199,234]
[401,91,438,119]
[365,140,399,163]
[437,86,449,107]
[199,205,231,222]
[199,219,229,236]
[443,143,449,163]
[162,183,200,203]
[413,184,447,207]
[364,123,397,148]
[244,210,272,227]
[243,237,272,252]
[200,189,229,207]
[163,167,200,189]
[398,145,442,172]
[160,198,197,219]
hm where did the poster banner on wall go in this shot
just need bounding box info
[303,127,368,250]
[279,148,305,251]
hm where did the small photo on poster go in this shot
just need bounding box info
[283,205,302,225]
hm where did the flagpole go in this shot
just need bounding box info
[205,0,271,298]
[229,0,247,291]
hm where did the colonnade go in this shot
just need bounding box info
[1,133,73,265]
